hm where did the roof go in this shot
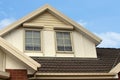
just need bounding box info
[0,37,40,70]
[32,48,120,73]
[0,4,101,45]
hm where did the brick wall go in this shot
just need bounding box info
[6,69,28,80]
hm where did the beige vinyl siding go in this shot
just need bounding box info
[83,36,97,58]
[28,11,70,26]
[3,28,24,52]
[3,27,97,58]
[73,31,97,58]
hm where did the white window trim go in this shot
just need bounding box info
[23,28,43,53]
[55,30,74,53]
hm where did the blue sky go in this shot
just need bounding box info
[0,0,120,48]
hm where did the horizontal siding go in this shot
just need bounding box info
[29,11,69,26]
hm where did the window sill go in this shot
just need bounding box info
[24,50,42,53]
[56,51,74,54]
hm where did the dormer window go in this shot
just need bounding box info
[25,30,41,51]
[56,31,73,52]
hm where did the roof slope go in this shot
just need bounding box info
[32,48,120,73]
[0,4,101,45]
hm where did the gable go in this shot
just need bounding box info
[23,10,74,30]
[28,11,69,26]
[0,4,101,45]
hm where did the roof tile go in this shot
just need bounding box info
[32,48,120,73]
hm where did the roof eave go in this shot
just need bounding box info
[0,37,41,71]
[36,72,116,76]
[29,72,117,80]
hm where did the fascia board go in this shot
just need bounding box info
[109,63,120,73]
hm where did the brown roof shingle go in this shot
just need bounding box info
[32,48,120,73]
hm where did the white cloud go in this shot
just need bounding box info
[77,20,87,27]
[95,32,120,48]
[0,18,16,29]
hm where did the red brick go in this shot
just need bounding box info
[6,69,28,80]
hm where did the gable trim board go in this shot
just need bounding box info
[110,63,120,73]
[0,71,10,79]
[0,4,101,45]
[0,37,40,70]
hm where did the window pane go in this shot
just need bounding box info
[64,32,70,39]
[56,32,63,39]
[64,39,71,46]
[25,38,32,43]
[57,46,64,51]
[33,38,40,44]
[25,44,33,50]
[25,30,41,51]
[56,32,72,51]
[25,30,32,38]
[65,46,72,51]
[57,39,63,46]
[33,31,40,38]
[34,45,41,51]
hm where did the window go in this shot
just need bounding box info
[56,32,72,51]
[25,30,41,51]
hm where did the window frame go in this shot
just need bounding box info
[55,30,74,53]
[24,28,42,52]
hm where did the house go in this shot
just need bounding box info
[0,4,120,80]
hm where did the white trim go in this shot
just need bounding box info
[0,37,41,70]
[29,77,117,80]
[36,72,116,76]
[30,73,117,80]
[23,23,44,28]
[0,71,10,79]
[109,62,120,73]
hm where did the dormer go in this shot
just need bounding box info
[0,4,102,58]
